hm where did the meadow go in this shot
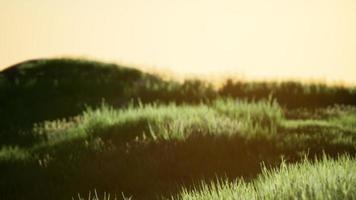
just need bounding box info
[0,59,355,200]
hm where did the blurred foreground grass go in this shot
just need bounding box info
[174,155,356,200]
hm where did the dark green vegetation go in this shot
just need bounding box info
[0,59,216,146]
[1,58,356,146]
[0,58,355,200]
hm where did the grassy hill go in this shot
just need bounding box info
[0,58,355,200]
[0,59,143,142]
[0,58,217,146]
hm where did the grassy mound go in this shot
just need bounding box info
[0,59,143,135]
[175,155,356,200]
[1,58,356,147]
[1,58,356,200]
[74,156,356,200]
[0,99,355,200]
[0,58,216,146]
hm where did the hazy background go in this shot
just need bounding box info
[1,0,355,84]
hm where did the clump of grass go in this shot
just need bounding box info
[0,146,29,161]
[174,155,356,200]
[280,106,356,149]
[212,97,283,137]
[34,98,283,146]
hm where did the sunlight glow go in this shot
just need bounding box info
[1,0,356,84]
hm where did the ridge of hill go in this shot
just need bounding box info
[1,58,356,147]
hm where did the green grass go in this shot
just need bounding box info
[74,190,132,200]
[1,58,356,146]
[25,97,354,153]
[0,146,29,162]
[30,98,282,146]
[1,58,356,200]
[74,156,356,200]
[0,98,355,200]
[174,155,356,200]
[220,79,356,108]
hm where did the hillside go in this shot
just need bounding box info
[0,58,355,200]
[0,59,160,146]
[0,58,143,127]
[1,58,356,147]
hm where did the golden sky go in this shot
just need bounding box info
[1,0,356,84]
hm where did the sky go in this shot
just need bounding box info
[1,0,356,84]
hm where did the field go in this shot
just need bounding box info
[0,59,355,200]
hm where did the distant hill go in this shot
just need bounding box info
[0,58,217,146]
[1,58,356,146]
[0,58,155,145]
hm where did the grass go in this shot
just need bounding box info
[0,146,29,162]
[25,97,354,153]
[174,155,356,200]
[31,98,282,146]
[74,190,132,200]
[0,98,355,200]
[219,79,356,108]
[73,156,356,200]
[1,58,356,200]
[1,58,356,147]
